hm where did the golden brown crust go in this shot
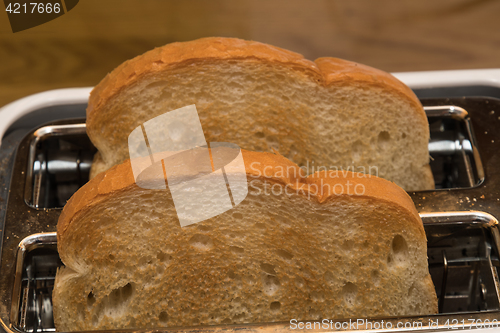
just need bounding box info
[241,150,422,230]
[58,150,423,249]
[57,160,135,246]
[314,57,427,128]
[87,37,319,127]
[86,37,426,139]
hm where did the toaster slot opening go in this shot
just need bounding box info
[10,212,500,333]
[24,124,96,209]
[11,233,60,333]
[425,219,500,312]
[425,106,484,189]
[23,105,485,209]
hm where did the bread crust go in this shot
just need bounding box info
[314,57,427,126]
[86,37,427,145]
[87,38,318,127]
[57,150,423,263]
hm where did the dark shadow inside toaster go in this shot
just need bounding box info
[12,213,500,333]
[27,131,96,209]
[427,110,483,190]
[17,244,60,333]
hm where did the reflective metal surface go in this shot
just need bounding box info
[11,233,58,333]
[8,212,500,333]
[22,105,485,210]
[1,97,500,333]
[24,124,95,208]
[425,105,484,189]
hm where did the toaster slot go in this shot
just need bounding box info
[423,212,500,313]
[10,212,500,333]
[24,124,96,209]
[23,105,485,209]
[426,106,484,189]
[11,234,60,333]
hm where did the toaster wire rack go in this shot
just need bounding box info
[1,97,500,333]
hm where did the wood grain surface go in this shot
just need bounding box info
[0,0,499,110]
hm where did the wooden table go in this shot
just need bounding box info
[1,0,499,110]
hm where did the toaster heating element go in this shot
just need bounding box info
[1,88,500,332]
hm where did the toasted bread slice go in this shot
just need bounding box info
[53,150,437,331]
[86,37,434,191]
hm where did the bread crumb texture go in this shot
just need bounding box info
[86,37,433,191]
[53,156,437,330]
